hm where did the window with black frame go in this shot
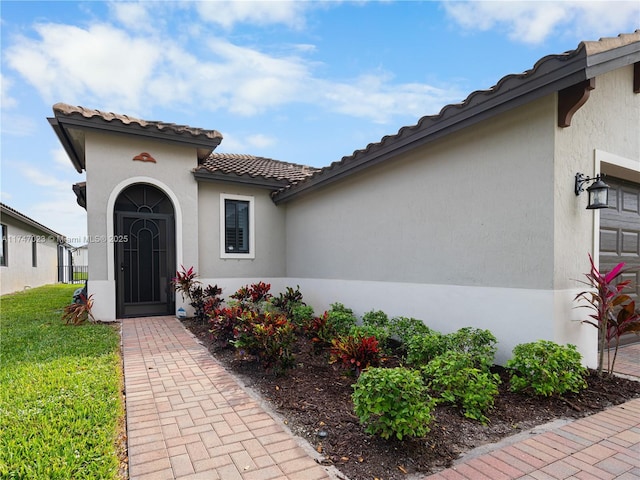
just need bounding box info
[0,224,7,266]
[225,199,250,254]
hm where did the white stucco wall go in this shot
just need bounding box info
[197,182,287,281]
[83,132,199,320]
[553,65,640,365]
[0,220,60,295]
[283,96,557,364]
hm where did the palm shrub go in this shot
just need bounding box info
[352,367,436,440]
[421,351,500,423]
[507,340,587,396]
[575,253,640,376]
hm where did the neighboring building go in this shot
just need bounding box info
[0,203,72,295]
[49,32,640,366]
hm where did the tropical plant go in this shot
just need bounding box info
[575,254,640,375]
[231,310,296,374]
[329,335,381,375]
[352,367,435,440]
[209,305,243,345]
[62,294,97,325]
[405,331,447,366]
[272,285,305,316]
[171,265,200,302]
[507,340,587,396]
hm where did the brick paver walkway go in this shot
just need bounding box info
[122,316,334,480]
[423,342,640,480]
[123,316,640,480]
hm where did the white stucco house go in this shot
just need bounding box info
[0,203,73,295]
[49,32,640,366]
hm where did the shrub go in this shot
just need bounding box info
[421,351,500,423]
[447,327,497,371]
[507,340,587,396]
[350,324,391,353]
[62,294,96,325]
[405,331,447,366]
[352,367,435,440]
[326,303,358,336]
[272,285,305,316]
[305,312,335,349]
[230,282,272,308]
[291,304,314,329]
[329,335,381,375]
[389,316,431,345]
[209,305,243,345]
[191,284,224,323]
[362,310,390,328]
[231,311,296,374]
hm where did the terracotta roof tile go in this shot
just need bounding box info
[52,103,223,142]
[196,153,320,184]
[273,30,640,202]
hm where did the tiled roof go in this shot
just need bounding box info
[273,31,640,203]
[52,103,223,142]
[195,153,320,186]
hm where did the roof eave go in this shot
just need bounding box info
[50,111,224,172]
[192,170,290,190]
[274,41,639,205]
[48,117,84,173]
[0,203,65,241]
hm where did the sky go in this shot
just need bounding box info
[1,1,639,244]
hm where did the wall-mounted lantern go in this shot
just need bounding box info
[575,173,609,210]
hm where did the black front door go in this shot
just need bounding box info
[114,184,175,318]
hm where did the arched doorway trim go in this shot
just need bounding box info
[106,177,183,285]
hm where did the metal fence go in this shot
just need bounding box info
[59,265,88,284]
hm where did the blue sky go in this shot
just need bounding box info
[1,1,639,243]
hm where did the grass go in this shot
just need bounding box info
[0,284,124,479]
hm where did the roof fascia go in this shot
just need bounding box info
[54,114,222,149]
[274,57,590,204]
[192,170,289,190]
[585,45,640,77]
[48,117,84,173]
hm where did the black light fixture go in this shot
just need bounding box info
[575,173,610,210]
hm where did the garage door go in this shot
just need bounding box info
[599,176,640,344]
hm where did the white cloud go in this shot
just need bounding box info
[5,23,162,110]
[320,73,463,123]
[196,1,310,29]
[22,167,70,191]
[443,1,640,45]
[109,1,154,32]
[4,14,464,128]
[53,147,73,170]
[247,133,276,149]
[1,191,13,202]
[0,113,37,136]
[1,74,17,109]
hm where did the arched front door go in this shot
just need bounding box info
[114,184,175,318]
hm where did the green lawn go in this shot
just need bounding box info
[0,284,124,479]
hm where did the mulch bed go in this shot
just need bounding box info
[182,319,640,480]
